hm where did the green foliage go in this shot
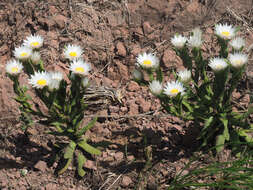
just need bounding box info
[168,147,253,190]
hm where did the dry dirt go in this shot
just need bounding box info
[0,0,253,189]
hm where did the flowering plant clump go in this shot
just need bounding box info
[6,35,101,177]
[133,24,253,154]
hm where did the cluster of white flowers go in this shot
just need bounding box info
[28,71,64,90]
[6,33,91,91]
[148,79,186,97]
[13,35,43,61]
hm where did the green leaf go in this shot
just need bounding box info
[238,129,253,144]
[182,100,193,112]
[155,67,163,83]
[77,152,86,177]
[50,122,66,133]
[220,117,230,141]
[216,134,225,152]
[64,141,76,159]
[203,116,214,130]
[78,140,101,155]
[58,158,72,175]
[76,117,97,137]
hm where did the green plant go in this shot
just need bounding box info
[168,145,253,190]
[6,35,101,177]
[133,24,253,154]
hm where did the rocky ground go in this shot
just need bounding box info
[0,0,253,189]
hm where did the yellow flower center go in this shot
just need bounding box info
[170,88,179,94]
[143,60,152,66]
[75,67,84,73]
[30,41,39,47]
[69,52,77,57]
[21,52,28,57]
[234,60,242,66]
[221,31,230,37]
[37,79,47,86]
[11,67,18,73]
[216,65,223,69]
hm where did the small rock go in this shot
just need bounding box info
[52,14,67,29]
[34,160,47,172]
[114,152,124,160]
[128,100,139,115]
[116,42,127,57]
[127,81,140,92]
[84,160,97,170]
[109,106,120,113]
[121,176,133,187]
[45,183,57,190]
[139,99,151,112]
[131,44,141,56]
[127,155,135,161]
[186,0,200,13]
[115,60,128,79]
[143,21,153,34]
[120,106,128,112]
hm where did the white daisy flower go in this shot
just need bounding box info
[188,28,202,48]
[164,81,185,97]
[178,69,191,83]
[13,46,32,60]
[228,53,248,69]
[48,71,63,90]
[81,77,89,88]
[149,80,163,95]
[29,71,51,89]
[69,59,91,76]
[215,23,236,40]
[64,44,83,61]
[132,69,143,80]
[229,37,245,50]
[31,51,41,64]
[23,35,43,49]
[209,57,228,72]
[136,52,159,69]
[6,59,23,75]
[171,34,187,48]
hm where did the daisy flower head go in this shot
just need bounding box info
[13,46,32,60]
[29,71,51,89]
[48,71,63,90]
[136,52,159,69]
[6,59,23,75]
[209,57,228,72]
[164,80,185,97]
[177,69,191,83]
[188,28,202,48]
[229,37,245,50]
[31,51,41,64]
[171,34,187,48]
[228,52,248,69]
[69,59,91,76]
[149,80,163,95]
[23,34,43,49]
[215,23,236,40]
[64,44,83,61]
